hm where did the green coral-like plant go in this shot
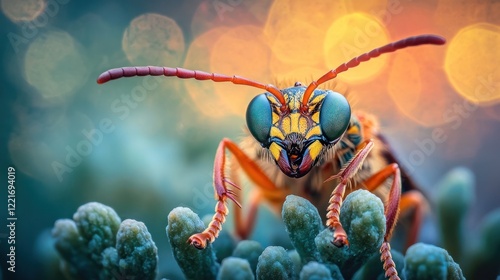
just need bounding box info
[352,249,404,280]
[166,190,466,279]
[52,202,158,280]
[282,190,386,278]
[436,167,475,261]
[465,208,500,279]
[282,195,323,263]
[166,207,220,280]
[218,257,254,280]
[403,243,465,280]
[435,167,500,279]
[232,240,264,273]
[256,246,295,279]
[299,261,336,280]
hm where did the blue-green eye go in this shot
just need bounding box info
[319,92,351,142]
[246,94,272,145]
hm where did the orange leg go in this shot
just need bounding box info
[364,163,426,248]
[188,138,284,249]
[229,152,287,240]
[363,163,402,280]
[233,188,263,240]
[324,140,374,247]
[399,190,426,249]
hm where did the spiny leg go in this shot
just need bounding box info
[188,138,285,249]
[187,139,239,249]
[362,163,402,280]
[324,140,374,247]
[229,152,288,239]
[230,143,289,239]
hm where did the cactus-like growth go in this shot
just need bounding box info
[299,261,340,280]
[256,246,295,280]
[282,195,323,263]
[315,190,386,278]
[403,243,464,280]
[466,209,500,279]
[166,190,466,279]
[217,257,254,280]
[232,240,264,273]
[352,249,404,280]
[166,207,220,280]
[436,167,475,261]
[52,202,157,280]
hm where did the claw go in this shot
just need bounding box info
[187,233,208,250]
[332,236,349,248]
[332,227,349,247]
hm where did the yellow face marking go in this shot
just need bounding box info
[290,113,300,133]
[310,94,325,105]
[305,125,322,139]
[270,126,285,140]
[282,117,291,134]
[272,112,279,124]
[269,142,281,161]
[265,89,332,155]
[307,140,323,160]
[312,112,319,123]
[298,116,308,134]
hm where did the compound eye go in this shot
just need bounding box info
[319,92,351,143]
[246,94,272,145]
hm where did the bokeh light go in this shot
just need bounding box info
[270,18,324,66]
[1,0,45,22]
[184,25,272,119]
[183,27,232,119]
[444,23,500,105]
[434,0,500,38]
[242,1,273,24]
[387,52,421,119]
[190,0,264,37]
[24,30,88,99]
[270,65,327,88]
[210,25,272,116]
[323,13,389,83]
[264,0,347,41]
[388,48,459,127]
[340,0,388,14]
[122,13,185,66]
[264,0,348,77]
[3,1,500,279]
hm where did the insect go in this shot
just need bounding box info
[98,34,445,279]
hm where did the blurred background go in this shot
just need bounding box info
[0,0,499,279]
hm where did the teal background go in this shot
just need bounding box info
[0,0,499,279]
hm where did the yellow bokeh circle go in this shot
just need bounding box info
[444,23,500,105]
[209,25,272,117]
[271,18,325,66]
[323,13,389,83]
[183,27,232,119]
